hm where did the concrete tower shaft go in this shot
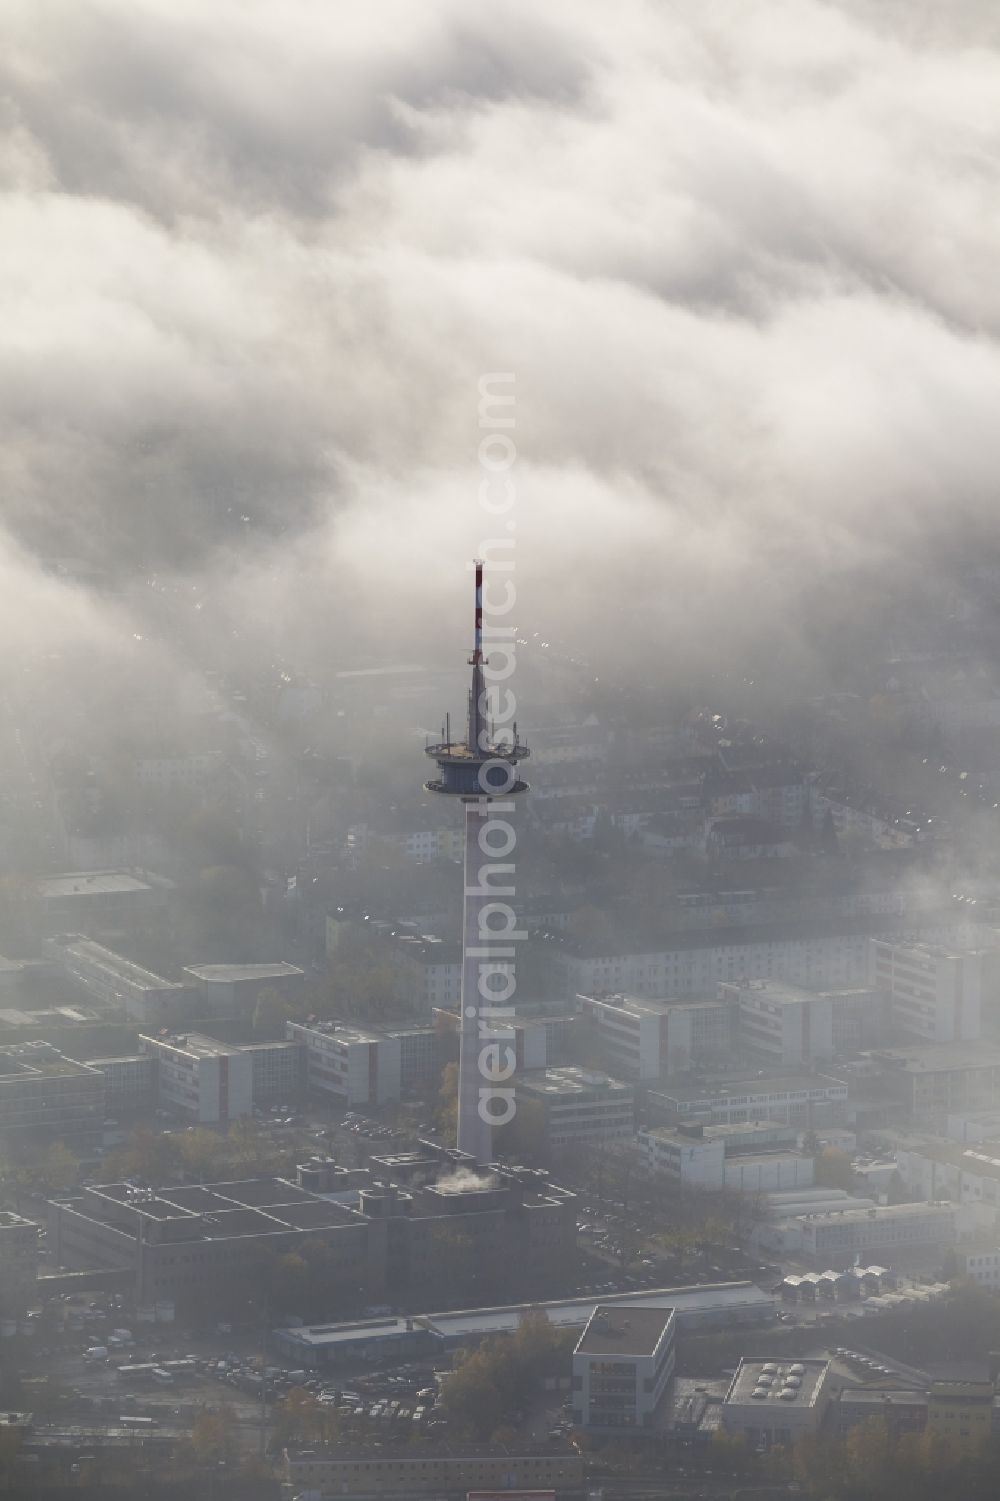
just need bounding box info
[424,562,529,1163]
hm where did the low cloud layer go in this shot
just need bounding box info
[2,0,1000,725]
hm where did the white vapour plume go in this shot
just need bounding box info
[434,1168,498,1194]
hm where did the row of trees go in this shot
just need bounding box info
[104,1119,296,1185]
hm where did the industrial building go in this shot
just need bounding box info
[0,1041,104,1145]
[572,1304,676,1430]
[47,1156,576,1311]
[722,1358,832,1451]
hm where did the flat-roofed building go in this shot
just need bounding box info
[722,1358,832,1450]
[575,992,734,1079]
[869,939,996,1044]
[792,1201,955,1265]
[287,1020,438,1107]
[138,1032,252,1124]
[573,1304,676,1430]
[835,1387,927,1442]
[515,1068,635,1153]
[639,1121,813,1193]
[927,1381,995,1457]
[872,1042,1000,1120]
[36,869,173,937]
[648,1072,847,1129]
[90,1053,156,1113]
[182,962,305,1019]
[47,934,193,1025]
[242,1038,304,1103]
[0,1041,103,1144]
[283,1447,583,1499]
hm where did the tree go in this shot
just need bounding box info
[437,1062,458,1139]
[253,986,291,1036]
[191,1404,237,1464]
[814,1147,855,1191]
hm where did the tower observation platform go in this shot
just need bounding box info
[424,560,529,801]
[424,561,529,1164]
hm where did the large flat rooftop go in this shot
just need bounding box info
[576,1303,673,1358]
[278,1282,777,1349]
[39,871,167,899]
[184,963,304,983]
[0,1042,100,1081]
[657,1072,846,1103]
[726,1357,829,1410]
[54,935,182,992]
[869,1042,1000,1074]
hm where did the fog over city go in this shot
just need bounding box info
[2,0,1000,717]
[4,8,1000,1499]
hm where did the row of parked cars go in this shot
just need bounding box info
[835,1347,906,1381]
[343,1113,403,1141]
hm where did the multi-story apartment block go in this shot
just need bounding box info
[572,1304,676,1430]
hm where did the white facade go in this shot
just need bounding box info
[139,1034,253,1124]
[652,1074,847,1128]
[794,1202,955,1262]
[639,1125,813,1193]
[723,980,834,1067]
[572,1304,676,1430]
[287,1021,401,1107]
[869,939,993,1044]
[575,992,733,1080]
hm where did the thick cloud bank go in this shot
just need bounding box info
[1,0,999,706]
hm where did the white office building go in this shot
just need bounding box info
[138,1033,253,1125]
[639,1122,814,1194]
[575,993,734,1079]
[516,1068,635,1153]
[869,939,995,1045]
[572,1304,676,1430]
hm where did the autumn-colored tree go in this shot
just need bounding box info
[191,1404,237,1464]
[437,1061,458,1139]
